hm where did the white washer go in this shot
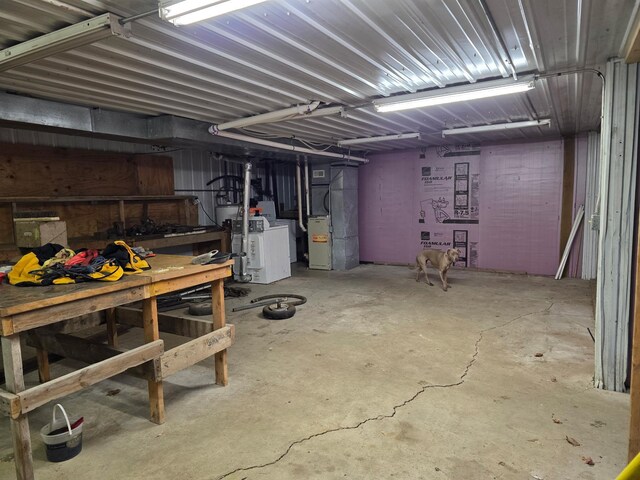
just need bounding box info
[232,216,291,284]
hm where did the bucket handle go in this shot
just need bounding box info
[52,404,73,436]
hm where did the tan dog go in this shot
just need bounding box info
[415,248,461,291]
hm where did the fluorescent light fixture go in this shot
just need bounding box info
[373,76,536,113]
[213,102,349,132]
[160,0,269,25]
[0,13,128,72]
[441,119,551,137]
[338,132,421,147]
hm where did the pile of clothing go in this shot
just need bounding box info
[8,240,151,286]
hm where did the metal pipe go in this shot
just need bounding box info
[296,160,307,232]
[239,161,252,282]
[119,9,157,25]
[304,157,311,217]
[208,129,368,163]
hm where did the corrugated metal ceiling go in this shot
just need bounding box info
[0,0,636,152]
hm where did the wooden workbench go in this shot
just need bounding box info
[0,255,233,480]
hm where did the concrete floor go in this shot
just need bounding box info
[0,265,630,480]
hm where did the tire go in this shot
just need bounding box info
[189,301,212,316]
[262,303,296,320]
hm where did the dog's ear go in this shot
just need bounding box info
[446,248,455,258]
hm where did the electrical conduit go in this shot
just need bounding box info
[296,160,307,233]
[304,157,311,218]
[239,161,252,282]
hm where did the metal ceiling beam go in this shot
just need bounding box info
[0,92,360,161]
[0,13,129,72]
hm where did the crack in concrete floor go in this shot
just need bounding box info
[216,306,552,480]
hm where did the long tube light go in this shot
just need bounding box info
[160,0,269,25]
[209,129,368,163]
[214,102,319,132]
[441,119,551,136]
[213,103,346,132]
[337,132,421,147]
[0,13,128,72]
[373,76,536,113]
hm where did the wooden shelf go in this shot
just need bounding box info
[0,196,196,203]
[0,231,230,262]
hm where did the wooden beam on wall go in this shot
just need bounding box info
[559,137,576,261]
[624,10,640,64]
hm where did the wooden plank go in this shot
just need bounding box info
[18,340,164,414]
[25,332,159,381]
[36,348,51,383]
[220,229,230,253]
[212,279,228,386]
[0,148,138,197]
[0,143,174,198]
[106,307,118,347]
[139,255,232,287]
[133,155,175,196]
[184,198,191,225]
[0,204,13,244]
[624,13,640,64]
[143,298,165,425]
[2,336,25,395]
[0,230,228,263]
[0,389,21,420]
[118,200,126,233]
[115,306,214,338]
[2,335,34,480]
[148,267,232,296]
[629,204,640,461]
[2,285,147,335]
[161,325,235,379]
[132,231,224,251]
[0,275,148,318]
[559,136,576,259]
[0,195,197,203]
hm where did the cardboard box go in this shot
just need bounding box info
[14,221,68,248]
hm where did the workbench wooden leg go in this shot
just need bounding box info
[36,348,50,383]
[212,279,228,386]
[2,335,34,480]
[142,298,165,425]
[106,307,118,348]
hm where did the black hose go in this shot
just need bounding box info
[323,190,330,213]
[206,175,244,187]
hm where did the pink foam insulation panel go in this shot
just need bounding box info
[359,139,567,276]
